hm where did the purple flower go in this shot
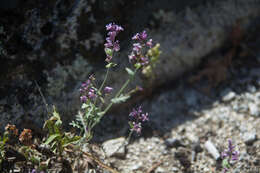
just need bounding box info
[104,23,124,62]
[146,39,153,48]
[104,86,113,94]
[105,55,112,62]
[133,43,142,54]
[221,139,239,172]
[106,23,124,32]
[136,86,143,91]
[113,40,120,51]
[128,30,155,69]
[79,75,97,102]
[141,113,149,122]
[128,53,137,62]
[80,95,87,102]
[140,30,147,40]
[108,31,117,41]
[132,122,141,134]
[132,30,147,41]
[129,106,149,134]
[132,33,140,40]
[88,88,96,99]
[129,109,138,118]
[140,56,149,65]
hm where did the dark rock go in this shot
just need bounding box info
[0,0,19,9]
[165,138,185,148]
[175,147,191,170]
[191,142,203,153]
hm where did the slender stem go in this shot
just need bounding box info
[103,68,137,114]
[125,130,133,145]
[94,67,110,105]
[99,67,110,92]
[90,68,137,129]
[113,130,133,154]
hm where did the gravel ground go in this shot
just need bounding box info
[91,54,260,173]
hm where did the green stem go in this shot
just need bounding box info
[103,68,137,114]
[94,67,110,105]
[99,67,110,93]
[125,130,133,145]
[91,68,137,129]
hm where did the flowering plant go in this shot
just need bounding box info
[70,23,161,143]
[221,139,239,173]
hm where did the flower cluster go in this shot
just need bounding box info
[129,106,149,134]
[79,75,114,103]
[221,139,239,173]
[128,30,153,68]
[104,23,124,62]
[79,75,97,102]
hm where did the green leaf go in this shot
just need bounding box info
[97,111,105,117]
[125,67,134,76]
[222,158,230,168]
[111,95,130,104]
[134,63,141,69]
[81,103,89,109]
[44,134,60,145]
[62,136,81,147]
[100,97,105,104]
[105,48,113,56]
[128,121,134,129]
[106,62,117,68]
[69,121,82,129]
[50,141,57,149]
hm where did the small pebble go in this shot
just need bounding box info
[204,140,220,160]
[247,85,257,93]
[243,132,257,145]
[172,167,179,172]
[221,89,236,102]
[248,103,260,116]
[102,137,126,157]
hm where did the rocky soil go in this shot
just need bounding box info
[94,55,260,173]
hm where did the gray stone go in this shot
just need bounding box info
[221,89,236,102]
[204,140,220,160]
[248,103,260,117]
[102,137,126,157]
[247,85,257,93]
[243,132,257,145]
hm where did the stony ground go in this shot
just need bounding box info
[89,53,260,173]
